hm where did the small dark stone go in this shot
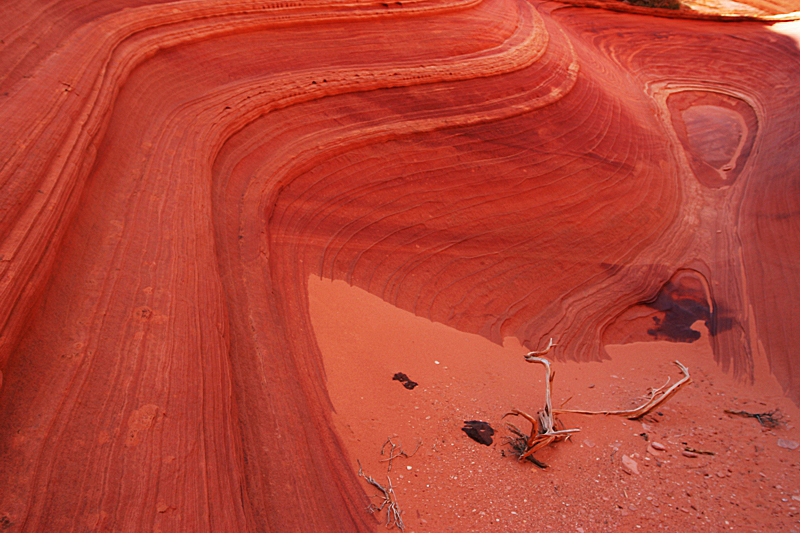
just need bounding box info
[393,372,417,390]
[462,420,495,446]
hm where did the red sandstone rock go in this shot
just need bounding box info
[1,0,799,531]
[622,454,640,475]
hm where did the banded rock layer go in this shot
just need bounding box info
[1,0,799,531]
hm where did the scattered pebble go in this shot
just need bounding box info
[650,441,666,451]
[682,450,699,458]
[777,439,799,450]
[647,443,665,456]
[621,455,639,475]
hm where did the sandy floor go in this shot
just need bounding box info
[309,276,800,533]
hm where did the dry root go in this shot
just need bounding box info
[504,422,548,468]
[724,408,783,428]
[380,436,421,472]
[553,360,692,419]
[358,460,405,531]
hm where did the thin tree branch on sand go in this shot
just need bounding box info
[357,460,405,530]
[379,436,422,472]
[504,341,691,466]
[504,422,549,468]
[503,353,580,464]
[724,408,782,428]
[528,337,557,356]
[553,360,692,420]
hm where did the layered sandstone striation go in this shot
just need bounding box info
[1,0,799,531]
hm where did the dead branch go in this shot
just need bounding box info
[380,436,422,472]
[385,476,404,530]
[684,446,715,455]
[503,355,579,463]
[553,360,692,419]
[724,408,783,429]
[504,423,549,468]
[528,337,557,356]
[357,460,405,530]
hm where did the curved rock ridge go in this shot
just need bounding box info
[560,0,800,18]
[1,0,799,531]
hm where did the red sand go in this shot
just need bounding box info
[310,275,800,532]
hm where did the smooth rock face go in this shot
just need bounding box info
[0,0,799,531]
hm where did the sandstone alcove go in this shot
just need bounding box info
[1,0,799,531]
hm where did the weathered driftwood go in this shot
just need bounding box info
[504,339,692,465]
[553,360,692,419]
[503,351,580,463]
[357,460,405,530]
[380,436,421,471]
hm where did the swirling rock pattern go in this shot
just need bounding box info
[1,0,799,530]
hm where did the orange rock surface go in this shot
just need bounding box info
[1,0,799,531]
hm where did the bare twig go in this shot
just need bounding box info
[385,476,404,530]
[357,460,405,530]
[380,436,422,472]
[504,423,549,468]
[724,409,783,429]
[528,338,557,356]
[553,360,692,420]
[684,446,715,455]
